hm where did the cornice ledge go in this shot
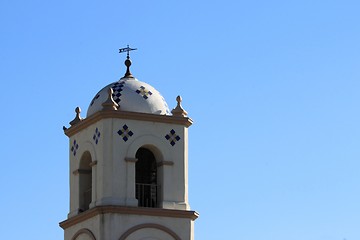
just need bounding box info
[59,206,199,229]
[64,110,193,137]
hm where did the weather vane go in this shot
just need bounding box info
[119,45,137,78]
[119,45,137,59]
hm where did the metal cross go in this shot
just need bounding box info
[119,45,137,59]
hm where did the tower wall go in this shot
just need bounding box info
[68,117,190,218]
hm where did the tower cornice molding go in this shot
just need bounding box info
[59,206,199,230]
[64,110,193,137]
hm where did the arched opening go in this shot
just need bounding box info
[71,228,96,240]
[79,151,92,212]
[118,223,181,240]
[135,147,158,208]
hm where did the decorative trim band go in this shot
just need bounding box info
[59,205,199,229]
[72,169,91,175]
[89,160,98,167]
[157,161,174,167]
[64,110,193,137]
[124,157,138,163]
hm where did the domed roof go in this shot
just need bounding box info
[87,76,171,117]
[87,47,171,117]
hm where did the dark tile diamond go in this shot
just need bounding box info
[136,86,153,99]
[117,124,134,142]
[71,140,79,156]
[165,129,181,146]
[93,128,101,144]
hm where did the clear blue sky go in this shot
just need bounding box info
[1,1,359,239]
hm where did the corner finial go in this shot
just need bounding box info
[102,88,119,111]
[171,95,188,117]
[69,107,83,126]
[119,45,137,78]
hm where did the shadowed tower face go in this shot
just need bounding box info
[60,48,198,240]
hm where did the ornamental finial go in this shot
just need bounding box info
[69,107,83,126]
[102,88,119,111]
[119,45,137,78]
[171,95,188,117]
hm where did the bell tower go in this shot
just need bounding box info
[60,47,198,240]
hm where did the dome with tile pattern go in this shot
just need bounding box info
[87,76,171,117]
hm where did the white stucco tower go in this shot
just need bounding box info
[60,48,198,240]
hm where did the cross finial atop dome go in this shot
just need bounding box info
[119,45,137,78]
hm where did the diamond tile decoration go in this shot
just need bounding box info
[90,94,100,106]
[136,86,153,99]
[71,140,79,156]
[93,128,101,144]
[165,129,181,146]
[117,124,134,142]
[111,80,126,104]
